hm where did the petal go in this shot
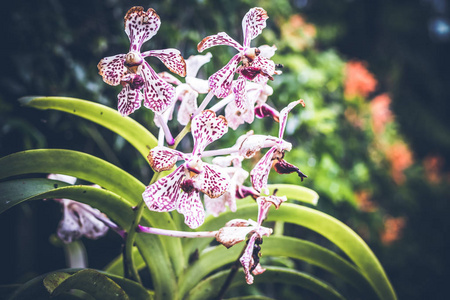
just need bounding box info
[225,99,254,130]
[117,84,143,116]
[239,233,260,284]
[250,147,276,194]
[57,201,82,243]
[197,163,230,198]
[141,62,176,114]
[48,174,77,185]
[76,204,109,240]
[256,195,287,225]
[159,71,182,86]
[97,54,127,86]
[177,86,198,126]
[197,32,242,52]
[255,103,279,122]
[273,159,307,180]
[208,54,241,98]
[124,7,160,52]
[236,133,278,158]
[233,75,247,109]
[143,165,185,212]
[212,154,244,168]
[251,56,276,84]
[185,77,210,94]
[147,146,184,172]
[242,7,268,48]
[204,193,227,217]
[191,110,228,155]
[279,99,305,139]
[186,52,212,78]
[215,221,256,248]
[177,190,205,229]
[258,45,277,59]
[142,49,186,77]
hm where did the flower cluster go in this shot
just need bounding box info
[97,6,308,284]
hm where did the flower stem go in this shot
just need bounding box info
[170,119,192,150]
[194,90,214,115]
[123,171,162,283]
[155,113,175,146]
[216,245,246,300]
[137,224,217,238]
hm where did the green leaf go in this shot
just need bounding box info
[186,266,344,300]
[46,269,129,299]
[268,204,397,300]
[179,235,373,299]
[0,179,175,300]
[19,96,157,160]
[267,184,319,205]
[10,269,152,300]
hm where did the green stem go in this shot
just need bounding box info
[170,120,191,150]
[123,171,163,283]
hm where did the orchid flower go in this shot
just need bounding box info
[204,154,249,217]
[142,110,230,228]
[98,6,186,117]
[198,7,278,109]
[47,174,123,243]
[215,195,286,284]
[157,53,213,126]
[249,100,308,194]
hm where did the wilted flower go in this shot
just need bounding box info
[215,194,286,284]
[98,6,186,116]
[370,93,393,134]
[47,174,110,243]
[385,141,414,185]
[248,100,307,194]
[142,110,230,228]
[380,216,406,245]
[198,7,278,109]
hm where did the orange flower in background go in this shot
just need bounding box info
[370,93,394,134]
[380,216,406,245]
[344,60,377,99]
[280,14,316,51]
[385,142,414,185]
[355,190,378,212]
[423,155,444,184]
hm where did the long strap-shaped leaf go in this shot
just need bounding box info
[19,96,158,160]
[186,266,345,300]
[267,204,396,300]
[178,236,374,299]
[182,203,396,300]
[0,150,184,298]
[0,182,173,299]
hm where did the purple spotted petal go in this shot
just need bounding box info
[240,233,262,284]
[250,146,276,193]
[140,62,176,114]
[191,110,229,155]
[233,75,247,109]
[143,165,185,212]
[256,195,287,225]
[279,99,304,139]
[255,103,279,122]
[197,163,230,198]
[124,7,161,52]
[159,71,183,86]
[197,32,243,53]
[117,84,143,116]
[176,190,205,229]
[147,146,184,172]
[97,54,127,86]
[251,56,276,84]
[242,7,268,48]
[142,49,186,77]
[209,54,241,98]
